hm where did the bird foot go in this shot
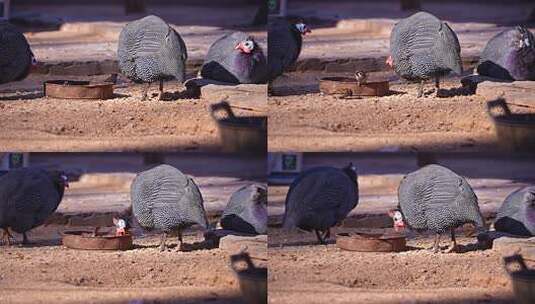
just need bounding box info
[444,244,458,253]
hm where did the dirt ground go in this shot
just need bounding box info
[0,75,267,152]
[268,227,516,304]
[0,225,262,304]
[268,74,535,152]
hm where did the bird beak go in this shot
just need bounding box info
[235,42,252,54]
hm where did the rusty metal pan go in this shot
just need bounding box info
[44,80,114,100]
[320,77,390,97]
[336,228,406,252]
[62,230,133,251]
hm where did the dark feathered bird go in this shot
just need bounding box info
[130,164,208,251]
[220,183,267,234]
[268,18,311,80]
[200,32,267,84]
[388,12,462,97]
[0,22,37,84]
[495,186,535,236]
[395,164,484,253]
[477,26,535,81]
[283,163,358,244]
[118,15,188,100]
[0,168,68,245]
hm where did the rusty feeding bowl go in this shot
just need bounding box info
[210,101,267,153]
[62,230,133,251]
[504,254,535,304]
[319,76,390,97]
[44,80,114,99]
[230,253,267,304]
[336,228,406,252]
[487,98,535,151]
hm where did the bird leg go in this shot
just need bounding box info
[159,232,168,252]
[158,79,164,100]
[434,76,440,97]
[22,232,29,245]
[445,228,458,253]
[1,228,15,246]
[315,229,330,245]
[417,80,425,98]
[177,229,183,251]
[141,82,151,101]
[430,233,441,253]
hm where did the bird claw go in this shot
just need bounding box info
[444,244,458,253]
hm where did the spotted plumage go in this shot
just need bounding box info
[117,15,187,100]
[220,183,267,234]
[477,26,535,81]
[200,32,267,84]
[130,164,207,251]
[397,164,484,253]
[495,186,535,236]
[0,168,68,245]
[0,22,36,84]
[268,18,309,80]
[283,163,358,244]
[389,12,462,97]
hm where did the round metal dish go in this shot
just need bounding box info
[336,228,406,252]
[44,80,114,100]
[62,230,133,251]
[210,101,267,153]
[320,77,389,97]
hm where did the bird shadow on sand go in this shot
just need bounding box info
[133,238,218,252]
[269,239,336,248]
[0,91,44,101]
[1,238,62,248]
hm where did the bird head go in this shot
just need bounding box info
[113,217,129,236]
[523,190,535,223]
[235,39,255,54]
[385,55,394,68]
[295,23,311,35]
[388,209,405,231]
[343,162,358,184]
[30,52,39,72]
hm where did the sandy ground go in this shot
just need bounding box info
[0,75,266,152]
[268,228,516,304]
[0,225,262,304]
[266,153,535,303]
[268,73,535,152]
[0,153,267,304]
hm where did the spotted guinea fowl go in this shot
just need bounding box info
[283,163,358,244]
[0,22,37,84]
[220,183,267,234]
[388,11,462,97]
[268,18,311,80]
[130,164,208,251]
[0,168,68,245]
[395,164,485,253]
[495,186,535,236]
[117,15,188,100]
[200,32,267,84]
[477,26,535,81]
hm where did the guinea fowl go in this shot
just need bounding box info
[0,22,37,84]
[0,168,68,245]
[130,164,208,251]
[200,32,267,84]
[268,18,311,80]
[495,186,535,236]
[477,26,535,81]
[117,15,188,100]
[388,11,462,97]
[220,183,267,234]
[283,163,358,244]
[394,164,485,253]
